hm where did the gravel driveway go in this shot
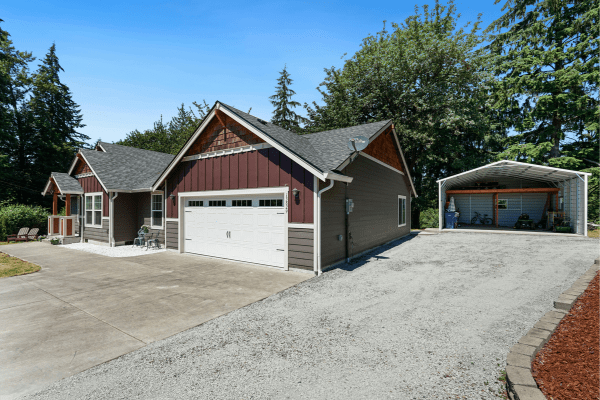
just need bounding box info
[23,232,598,400]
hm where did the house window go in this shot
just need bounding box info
[85,193,102,227]
[259,199,283,207]
[188,200,203,207]
[398,195,406,227]
[497,199,508,210]
[209,200,226,207]
[232,200,252,207]
[151,194,163,228]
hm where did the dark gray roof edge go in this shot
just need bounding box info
[97,141,175,158]
[304,119,393,138]
[217,102,327,174]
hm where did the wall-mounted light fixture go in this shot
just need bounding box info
[169,194,175,202]
[292,188,300,200]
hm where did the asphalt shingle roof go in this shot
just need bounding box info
[51,172,83,194]
[81,142,174,191]
[301,120,391,172]
[219,102,391,174]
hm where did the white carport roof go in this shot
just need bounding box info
[437,161,591,189]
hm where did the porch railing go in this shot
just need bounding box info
[48,215,78,237]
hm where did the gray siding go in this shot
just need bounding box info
[288,227,314,270]
[83,218,109,242]
[166,220,178,250]
[320,155,411,267]
[137,193,165,246]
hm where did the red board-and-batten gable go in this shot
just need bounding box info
[165,111,315,223]
[71,155,109,217]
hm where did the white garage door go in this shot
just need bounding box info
[183,196,286,268]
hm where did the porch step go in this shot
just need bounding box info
[42,236,81,245]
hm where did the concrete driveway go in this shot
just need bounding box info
[0,242,310,399]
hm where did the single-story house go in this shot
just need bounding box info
[44,101,416,274]
[42,143,174,245]
[437,161,590,236]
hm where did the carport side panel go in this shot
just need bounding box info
[343,155,411,256]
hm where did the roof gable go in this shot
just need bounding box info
[184,112,265,156]
[79,142,174,191]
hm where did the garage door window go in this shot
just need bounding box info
[151,194,163,228]
[188,200,203,207]
[209,200,226,207]
[259,199,283,207]
[232,200,252,207]
[398,195,406,227]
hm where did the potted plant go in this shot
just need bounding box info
[50,238,60,245]
[141,225,150,233]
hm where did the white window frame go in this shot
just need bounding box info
[398,195,407,227]
[151,192,164,229]
[85,192,103,228]
[497,199,508,210]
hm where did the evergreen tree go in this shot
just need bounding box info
[303,2,501,225]
[117,101,211,154]
[29,43,88,179]
[269,65,306,132]
[487,0,599,166]
[0,22,35,203]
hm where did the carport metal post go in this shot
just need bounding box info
[584,175,588,236]
[438,181,443,231]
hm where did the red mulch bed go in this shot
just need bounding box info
[532,272,599,400]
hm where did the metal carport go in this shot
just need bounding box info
[437,161,591,236]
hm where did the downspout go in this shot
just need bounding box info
[317,179,335,276]
[80,195,85,243]
[109,192,119,247]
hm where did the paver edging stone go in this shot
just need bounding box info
[505,257,600,400]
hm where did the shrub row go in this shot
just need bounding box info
[0,202,49,241]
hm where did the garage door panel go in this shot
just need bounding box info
[184,195,286,268]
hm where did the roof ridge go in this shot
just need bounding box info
[98,141,174,157]
[303,120,392,137]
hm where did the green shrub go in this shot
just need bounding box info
[0,202,50,241]
[419,207,439,229]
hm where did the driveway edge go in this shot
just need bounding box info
[505,257,600,400]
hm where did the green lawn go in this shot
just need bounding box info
[0,252,41,278]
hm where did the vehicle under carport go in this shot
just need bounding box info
[437,161,590,236]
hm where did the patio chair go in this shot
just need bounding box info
[27,228,40,241]
[133,228,147,247]
[146,234,160,250]
[7,227,29,243]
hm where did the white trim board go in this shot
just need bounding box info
[177,186,290,198]
[182,143,272,162]
[360,152,405,175]
[288,223,315,229]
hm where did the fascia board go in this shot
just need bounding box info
[78,152,110,193]
[217,105,326,181]
[67,154,80,175]
[391,127,418,197]
[41,177,53,196]
[323,172,353,183]
[151,106,219,191]
[367,120,393,143]
[435,161,505,183]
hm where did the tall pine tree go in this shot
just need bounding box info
[29,43,88,179]
[269,65,306,132]
[487,0,599,168]
[0,22,36,203]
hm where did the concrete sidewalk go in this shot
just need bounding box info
[0,242,310,399]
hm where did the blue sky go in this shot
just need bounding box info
[4,0,506,144]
